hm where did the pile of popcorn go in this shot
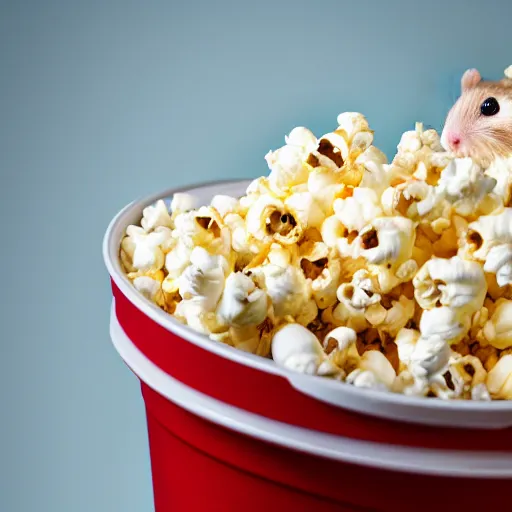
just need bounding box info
[120,112,512,401]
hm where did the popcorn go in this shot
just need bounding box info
[322,326,359,374]
[481,299,512,349]
[434,158,498,217]
[252,264,310,318]
[450,355,490,401]
[177,247,228,311]
[285,191,326,229]
[413,256,487,313]
[141,199,173,231]
[121,225,172,273]
[333,188,383,232]
[487,354,512,399]
[173,206,230,256]
[299,241,340,308]
[245,194,304,245]
[346,350,397,391]
[271,323,339,376]
[419,307,471,345]
[356,217,416,268]
[307,168,346,214]
[172,247,229,334]
[210,195,240,218]
[333,269,380,332]
[374,296,416,337]
[120,111,512,401]
[485,156,512,206]
[263,127,317,194]
[216,272,268,327]
[394,328,421,371]
[170,192,198,216]
[163,240,193,282]
[465,208,512,286]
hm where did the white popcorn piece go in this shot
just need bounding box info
[285,191,326,230]
[393,370,430,396]
[298,241,340,308]
[322,326,358,373]
[482,299,512,350]
[267,243,298,268]
[216,272,268,327]
[434,157,498,217]
[321,215,349,249]
[409,334,451,379]
[141,199,173,232]
[346,351,396,391]
[245,194,304,245]
[333,188,383,232]
[308,132,349,170]
[468,208,512,259]
[163,240,193,283]
[357,156,390,197]
[265,127,316,192]
[121,225,172,273]
[307,168,346,214]
[486,355,512,399]
[356,217,416,268]
[419,307,471,345]
[376,296,416,337]
[337,269,381,310]
[420,128,444,152]
[295,298,319,326]
[311,258,341,309]
[471,383,492,401]
[174,301,221,336]
[170,192,198,215]
[413,256,487,315]
[505,65,512,79]
[336,112,370,140]
[467,208,512,286]
[484,156,512,206]
[285,126,318,150]
[397,128,423,154]
[394,328,421,371]
[133,274,164,304]
[334,270,380,331]
[173,206,229,255]
[271,324,339,376]
[210,195,240,218]
[177,247,228,312]
[429,366,465,400]
[381,180,437,218]
[253,264,309,318]
[483,244,512,287]
[450,354,490,401]
[226,325,261,353]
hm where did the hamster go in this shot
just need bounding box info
[440,65,512,167]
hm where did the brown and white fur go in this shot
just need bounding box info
[441,68,512,168]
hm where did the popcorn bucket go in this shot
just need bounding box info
[104,180,512,512]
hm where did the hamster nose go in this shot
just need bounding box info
[447,132,461,149]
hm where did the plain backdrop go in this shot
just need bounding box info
[1,1,511,510]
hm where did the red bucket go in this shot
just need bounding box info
[104,180,512,512]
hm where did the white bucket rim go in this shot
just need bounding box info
[110,301,512,478]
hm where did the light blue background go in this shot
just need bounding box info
[1,1,511,510]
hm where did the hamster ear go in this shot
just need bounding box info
[461,68,481,91]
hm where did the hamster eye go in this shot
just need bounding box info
[480,97,500,116]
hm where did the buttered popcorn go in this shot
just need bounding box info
[120,112,512,401]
